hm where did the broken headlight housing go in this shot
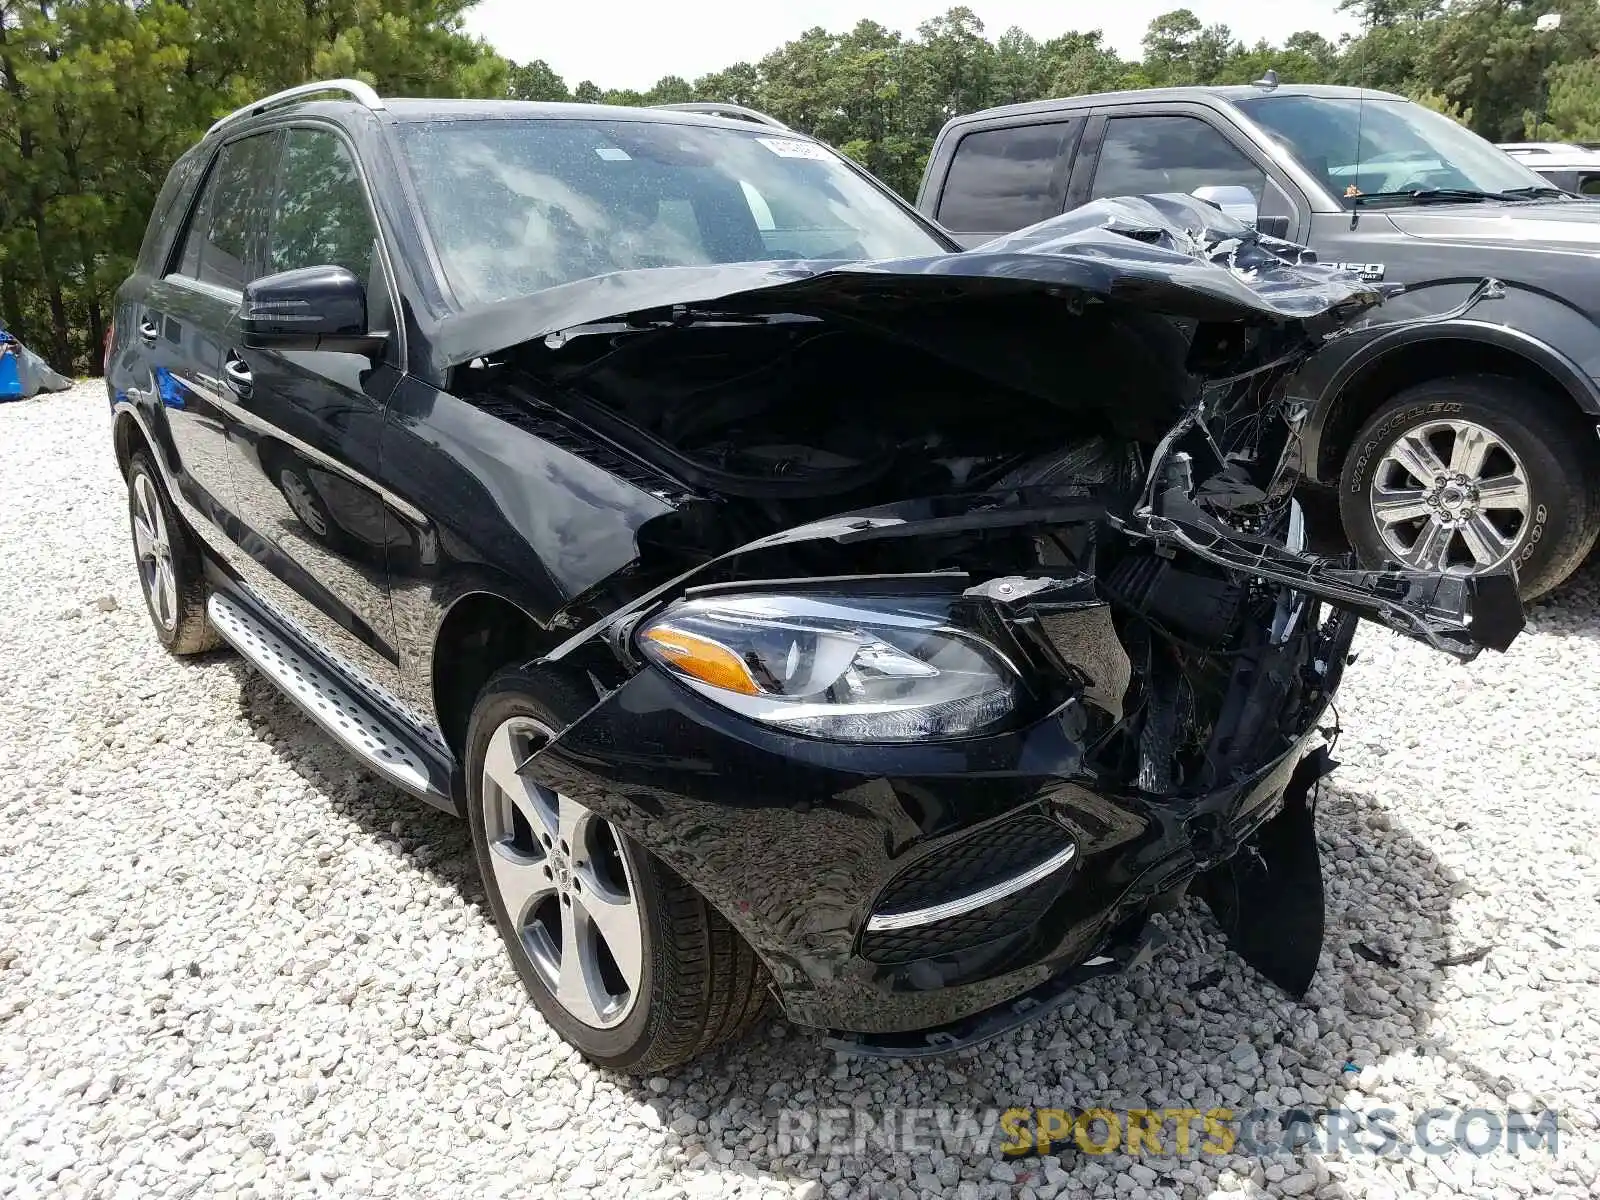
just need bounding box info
[636,594,1019,741]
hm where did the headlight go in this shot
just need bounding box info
[635,594,1018,741]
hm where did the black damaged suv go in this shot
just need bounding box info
[109,81,1520,1070]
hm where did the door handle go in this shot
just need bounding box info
[138,319,159,347]
[223,354,253,398]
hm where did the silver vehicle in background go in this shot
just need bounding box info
[1498,142,1600,195]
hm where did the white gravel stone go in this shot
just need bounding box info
[2,384,1599,1200]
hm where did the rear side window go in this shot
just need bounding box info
[1090,115,1265,203]
[1581,175,1600,196]
[170,133,279,291]
[267,128,381,287]
[937,123,1077,232]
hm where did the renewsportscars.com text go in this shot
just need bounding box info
[774,1105,1561,1161]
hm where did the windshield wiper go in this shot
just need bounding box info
[1350,187,1503,206]
[1495,185,1570,199]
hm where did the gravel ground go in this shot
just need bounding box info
[3,382,1599,1200]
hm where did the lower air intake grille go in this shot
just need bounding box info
[860,885,1062,965]
[860,812,1075,965]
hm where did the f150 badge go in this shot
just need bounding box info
[1332,262,1387,281]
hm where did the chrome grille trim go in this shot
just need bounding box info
[865,842,1078,932]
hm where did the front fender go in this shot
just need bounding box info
[1291,282,1600,484]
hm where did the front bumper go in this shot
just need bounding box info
[825,917,1170,1058]
[519,623,1352,1037]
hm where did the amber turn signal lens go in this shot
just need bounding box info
[639,626,761,696]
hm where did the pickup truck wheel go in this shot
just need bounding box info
[1338,376,1600,601]
[465,666,770,1071]
[126,452,221,655]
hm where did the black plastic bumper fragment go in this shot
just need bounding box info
[1194,744,1337,997]
[824,924,1169,1059]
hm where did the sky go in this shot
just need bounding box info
[464,0,1362,92]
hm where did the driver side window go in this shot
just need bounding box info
[1091,115,1266,202]
[266,128,390,330]
[169,133,278,291]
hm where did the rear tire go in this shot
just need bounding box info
[1338,375,1600,601]
[126,452,220,655]
[465,665,769,1071]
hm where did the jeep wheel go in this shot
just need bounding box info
[1339,375,1600,601]
[465,666,769,1071]
[126,452,221,654]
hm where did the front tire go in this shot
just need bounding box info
[464,666,769,1071]
[126,452,220,655]
[1338,375,1600,600]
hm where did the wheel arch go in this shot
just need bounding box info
[1309,326,1600,484]
[113,407,154,477]
[430,590,566,760]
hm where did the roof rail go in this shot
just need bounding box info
[650,102,789,130]
[208,79,385,136]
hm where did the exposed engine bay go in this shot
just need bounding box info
[525,299,1186,507]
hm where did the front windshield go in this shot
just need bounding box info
[1236,95,1553,206]
[397,118,947,307]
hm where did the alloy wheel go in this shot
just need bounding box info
[132,472,178,630]
[479,717,643,1029]
[1369,418,1532,573]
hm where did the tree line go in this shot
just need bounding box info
[3,0,1598,374]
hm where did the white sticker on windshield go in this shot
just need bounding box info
[595,147,631,161]
[757,137,832,161]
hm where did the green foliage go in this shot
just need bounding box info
[1543,58,1600,140]
[1422,0,1596,142]
[0,0,502,372]
[1136,9,1242,87]
[506,58,569,102]
[6,0,1600,373]
[1409,87,1474,127]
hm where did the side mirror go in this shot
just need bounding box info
[1191,184,1260,229]
[240,265,386,355]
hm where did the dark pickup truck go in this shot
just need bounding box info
[917,83,1600,598]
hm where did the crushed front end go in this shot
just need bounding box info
[482,195,1523,1053]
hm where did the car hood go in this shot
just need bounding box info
[432,193,1388,373]
[1387,198,1600,250]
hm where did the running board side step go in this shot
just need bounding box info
[207,592,457,812]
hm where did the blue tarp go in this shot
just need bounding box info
[0,328,71,400]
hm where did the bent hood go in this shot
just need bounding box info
[432,193,1389,372]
